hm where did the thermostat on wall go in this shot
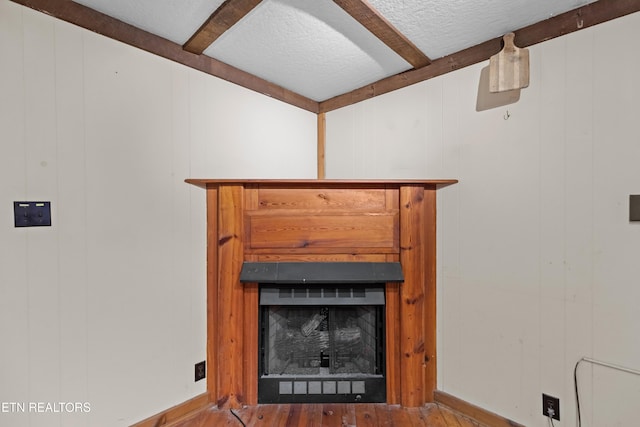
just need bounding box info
[14,201,51,227]
[631,195,640,222]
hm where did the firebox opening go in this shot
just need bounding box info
[258,284,386,404]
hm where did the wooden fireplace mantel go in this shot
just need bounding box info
[186,178,457,409]
[185,178,459,188]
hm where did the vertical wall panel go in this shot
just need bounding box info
[0,3,29,427]
[169,63,207,400]
[22,10,62,427]
[54,18,90,427]
[536,34,569,402]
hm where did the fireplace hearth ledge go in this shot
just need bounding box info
[239,261,404,284]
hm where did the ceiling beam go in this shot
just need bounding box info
[9,0,640,114]
[183,0,263,55]
[320,0,640,112]
[10,0,319,113]
[332,0,431,69]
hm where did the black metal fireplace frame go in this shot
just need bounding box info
[257,284,387,404]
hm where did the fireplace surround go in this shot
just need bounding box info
[185,179,457,409]
[241,261,403,404]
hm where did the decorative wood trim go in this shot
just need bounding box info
[10,0,318,113]
[385,255,401,404]
[186,179,458,187]
[215,185,245,408]
[434,390,527,427]
[399,185,426,407]
[319,0,640,112]
[206,188,219,404]
[317,112,326,180]
[332,0,430,68]
[128,393,209,427]
[243,192,260,405]
[256,253,389,262]
[423,187,437,402]
[183,0,262,54]
[242,279,259,405]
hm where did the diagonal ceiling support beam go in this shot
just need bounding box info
[332,0,431,69]
[9,0,640,113]
[320,0,640,112]
[183,0,263,55]
[10,0,318,113]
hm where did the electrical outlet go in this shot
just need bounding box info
[195,361,206,382]
[542,393,560,421]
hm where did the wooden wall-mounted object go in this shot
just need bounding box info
[489,32,530,93]
[186,179,457,409]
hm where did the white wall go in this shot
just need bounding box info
[327,12,640,427]
[0,1,316,426]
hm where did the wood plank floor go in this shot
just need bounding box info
[170,403,485,427]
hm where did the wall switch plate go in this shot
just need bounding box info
[195,361,206,382]
[14,202,51,227]
[542,393,560,421]
[630,195,640,221]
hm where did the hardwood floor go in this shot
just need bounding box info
[169,403,485,427]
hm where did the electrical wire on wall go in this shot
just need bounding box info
[574,357,640,427]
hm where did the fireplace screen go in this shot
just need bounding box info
[258,285,385,403]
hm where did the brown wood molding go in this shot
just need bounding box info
[205,188,219,404]
[317,113,326,179]
[186,178,459,187]
[434,390,526,427]
[215,184,245,409]
[183,0,263,54]
[10,0,319,113]
[423,187,437,403]
[128,393,209,427]
[319,0,640,112]
[332,0,431,69]
[398,185,428,406]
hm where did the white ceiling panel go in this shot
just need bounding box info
[72,0,225,45]
[203,0,412,101]
[66,0,616,104]
[368,0,599,59]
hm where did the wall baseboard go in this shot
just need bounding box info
[434,390,526,427]
[129,393,210,427]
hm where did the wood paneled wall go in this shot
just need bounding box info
[187,179,456,409]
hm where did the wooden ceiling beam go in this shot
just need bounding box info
[320,0,640,112]
[9,0,640,114]
[332,0,431,69]
[10,0,319,113]
[183,0,263,55]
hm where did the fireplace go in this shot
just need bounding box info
[185,179,457,408]
[258,284,386,403]
[241,261,403,404]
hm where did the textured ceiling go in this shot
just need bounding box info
[71,0,598,102]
